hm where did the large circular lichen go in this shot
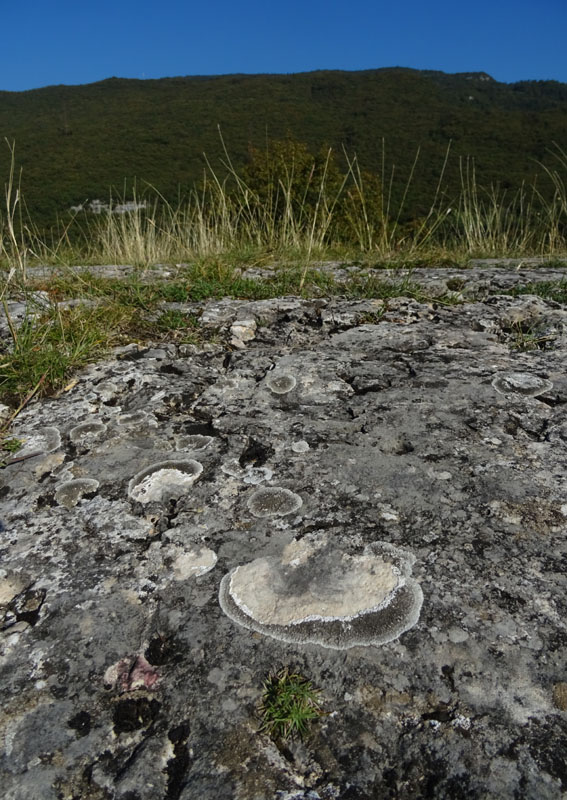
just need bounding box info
[128,460,203,504]
[219,538,423,649]
[247,487,303,518]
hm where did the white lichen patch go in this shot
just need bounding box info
[265,372,297,394]
[221,459,273,485]
[230,553,397,625]
[492,372,553,397]
[174,434,214,452]
[247,486,303,517]
[93,380,119,402]
[219,537,423,649]
[128,460,203,504]
[17,426,61,456]
[291,440,310,453]
[55,479,100,509]
[33,452,66,479]
[69,421,107,444]
[172,547,217,580]
[0,573,26,607]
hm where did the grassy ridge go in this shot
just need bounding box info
[2,258,567,411]
[0,262,451,408]
[2,130,566,274]
[0,113,566,416]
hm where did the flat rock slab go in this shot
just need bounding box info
[1,280,567,799]
[24,264,177,280]
[240,259,567,295]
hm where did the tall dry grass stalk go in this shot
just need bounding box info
[2,136,567,271]
[1,140,28,282]
[453,157,543,255]
[89,194,177,265]
[1,140,76,279]
[1,141,26,348]
[538,144,567,253]
[85,133,357,268]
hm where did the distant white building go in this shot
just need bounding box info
[113,200,148,214]
[69,199,148,215]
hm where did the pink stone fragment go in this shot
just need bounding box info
[103,654,159,692]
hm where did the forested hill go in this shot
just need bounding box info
[1,67,566,228]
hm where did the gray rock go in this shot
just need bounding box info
[1,274,567,798]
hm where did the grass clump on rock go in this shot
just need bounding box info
[258,667,326,741]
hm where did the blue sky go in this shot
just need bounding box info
[1,0,566,92]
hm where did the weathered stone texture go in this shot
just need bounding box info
[1,273,567,798]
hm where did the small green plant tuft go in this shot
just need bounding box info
[0,305,129,404]
[507,322,557,352]
[150,309,200,343]
[1,437,22,453]
[258,667,326,741]
[358,309,387,325]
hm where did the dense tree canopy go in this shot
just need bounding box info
[0,68,565,231]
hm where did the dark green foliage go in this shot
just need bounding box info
[1,437,22,453]
[1,68,566,232]
[239,137,382,244]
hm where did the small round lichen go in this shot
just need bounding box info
[266,372,297,395]
[69,422,107,444]
[172,547,217,580]
[55,479,100,508]
[247,487,303,518]
[128,460,203,504]
[175,434,213,452]
[117,410,156,427]
[291,440,310,454]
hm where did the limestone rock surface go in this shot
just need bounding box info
[1,269,567,799]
